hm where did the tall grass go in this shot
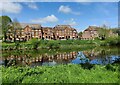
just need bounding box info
[2,64,119,83]
[100,36,120,46]
[2,39,97,50]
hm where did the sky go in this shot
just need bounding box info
[0,1,118,32]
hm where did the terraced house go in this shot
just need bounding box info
[42,27,54,40]
[81,26,118,40]
[15,23,42,41]
[81,26,99,40]
[53,25,78,40]
[6,23,79,41]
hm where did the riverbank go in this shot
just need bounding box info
[1,64,120,83]
[2,39,100,50]
[2,36,120,51]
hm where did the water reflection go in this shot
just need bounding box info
[2,52,77,67]
[72,51,120,65]
[1,47,120,67]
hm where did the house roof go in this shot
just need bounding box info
[42,27,53,30]
[14,23,41,30]
[54,25,77,31]
[85,26,100,31]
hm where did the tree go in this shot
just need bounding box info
[112,28,120,36]
[31,38,40,50]
[98,24,111,40]
[12,18,22,42]
[78,32,83,39]
[0,16,12,42]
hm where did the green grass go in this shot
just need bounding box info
[2,64,120,83]
[2,39,99,51]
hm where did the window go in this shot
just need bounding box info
[32,31,34,35]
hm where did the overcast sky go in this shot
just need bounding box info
[0,1,118,32]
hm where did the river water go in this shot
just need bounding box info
[1,46,120,67]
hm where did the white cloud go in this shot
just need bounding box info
[0,2,22,14]
[59,5,72,14]
[24,2,38,10]
[64,18,77,26]
[58,5,80,15]
[31,15,58,23]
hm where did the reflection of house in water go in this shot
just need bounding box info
[83,51,99,60]
[2,52,78,66]
[82,49,120,65]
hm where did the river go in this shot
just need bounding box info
[1,46,120,67]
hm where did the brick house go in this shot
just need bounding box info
[81,26,118,40]
[53,25,78,40]
[42,27,54,40]
[15,23,42,41]
[6,23,79,41]
[81,26,100,40]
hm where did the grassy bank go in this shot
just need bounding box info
[2,39,98,50]
[100,36,120,46]
[2,44,95,58]
[1,64,120,83]
[2,36,120,50]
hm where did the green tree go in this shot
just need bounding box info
[31,38,40,50]
[98,25,111,40]
[12,18,22,42]
[112,28,120,36]
[0,16,12,42]
[78,32,83,39]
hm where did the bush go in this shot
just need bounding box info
[105,64,116,71]
[47,40,60,49]
[100,36,120,46]
[30,38,40,50]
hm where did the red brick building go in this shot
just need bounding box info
[53,25,78,40]
[6,23,79,41]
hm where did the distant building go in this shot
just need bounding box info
[6,23,79,41]
[81,26,99,40]
[15,23,42,41]
[53,25,78,40]
[81,26,118,40]
[42,27,54,40]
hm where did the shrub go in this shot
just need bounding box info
[30,38,40,50]
[47,40,60,49]
[100,36,120,46]
[105,64,116,71]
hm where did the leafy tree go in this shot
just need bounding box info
[12,18,22,42]
[112,28,120,36]
[0,16,12,42]
[98,25,111,40]
[31,38,40,50]
[78,32,83,39]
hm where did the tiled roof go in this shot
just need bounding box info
[16,23,41,29]
[54,25,76,31]
[85,26,100,31]
[42,27,53,30]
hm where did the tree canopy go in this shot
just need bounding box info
[0,16,12,41]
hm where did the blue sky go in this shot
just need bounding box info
[1,2,118,32]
